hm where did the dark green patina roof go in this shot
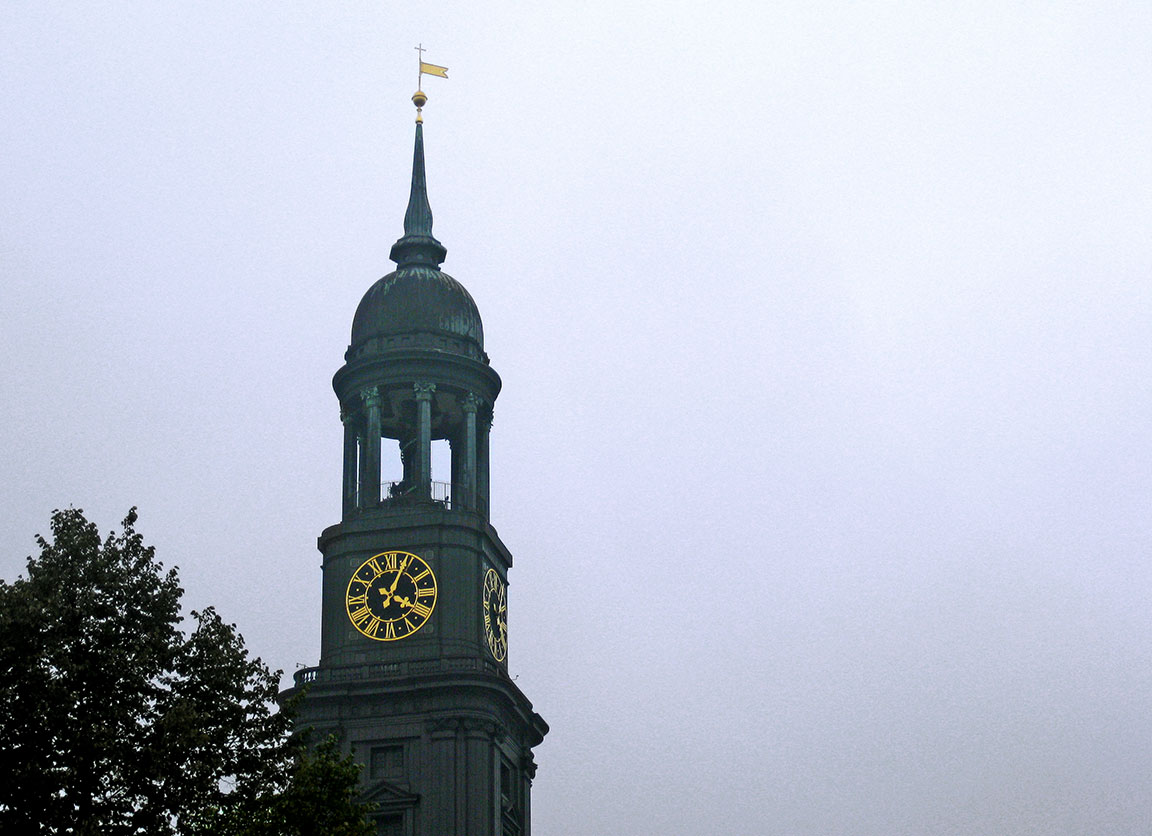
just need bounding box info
[349,122,484,360]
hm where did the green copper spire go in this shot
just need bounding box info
[389,117,448,269]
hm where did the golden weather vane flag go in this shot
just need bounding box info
[412,44,448,122]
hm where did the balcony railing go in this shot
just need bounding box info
[349,479,486,516]
[292,657,505,688]
[383,479,452,507]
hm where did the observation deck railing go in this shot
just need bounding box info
[292,657,505,688]
[350,479,486,516]
[384,479,452,507]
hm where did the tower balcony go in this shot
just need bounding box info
[292,655,507,689]
[350,479,488,517]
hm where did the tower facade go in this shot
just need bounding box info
[285,106,547,836]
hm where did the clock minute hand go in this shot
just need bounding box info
[388,556,410,594]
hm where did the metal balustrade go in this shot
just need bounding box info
[348,479,487,515]
[383,479,452,507]
[293,658,505,687]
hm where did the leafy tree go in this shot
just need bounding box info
[209,735,377,836]
[0,508,374,835]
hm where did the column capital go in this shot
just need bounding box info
[359,386,382,408]
[413,380,437,400]
[427,717,461,738]
[461,718,504,741]
[460,391,481,413]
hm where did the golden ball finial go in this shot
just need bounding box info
[412,89,427,109]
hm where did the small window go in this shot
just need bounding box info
[370,744,404,779]
[377,812,403,836]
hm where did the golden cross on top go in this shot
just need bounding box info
[414,43,427,85]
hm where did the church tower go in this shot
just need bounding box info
[285,88,548,836]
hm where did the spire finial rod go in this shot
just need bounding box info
[390,52,449,269]
[412,45,448,124]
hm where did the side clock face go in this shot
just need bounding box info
[482,568,508,662]
[345,550,437,641]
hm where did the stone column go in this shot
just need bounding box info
[413,381,436,498]
[464,720,497,836]
[399,430,416,495]
[341,408,358,517]
[449,434,462,503]
[523,751,538,836]
[359,387,382,506]
[477,407,492,517]
[460,393,479,511]
[428,718,459,836]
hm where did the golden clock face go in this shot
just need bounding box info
[482,568,507,662]
[346,550,437,641]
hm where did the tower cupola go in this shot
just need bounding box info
[332,108,500,517]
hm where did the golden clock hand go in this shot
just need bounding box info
[387,556,410,594]
[393,593,416,609]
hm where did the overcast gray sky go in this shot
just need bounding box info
[3,2,1151,834]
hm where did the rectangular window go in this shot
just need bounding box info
[500,759,518,811]
[370,744,405,779]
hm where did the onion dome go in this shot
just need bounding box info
[347,120,485,363]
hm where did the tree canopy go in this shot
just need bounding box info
[0,507,374,836]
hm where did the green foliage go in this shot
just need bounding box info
[209,736,377,836]
[0,508,374,836]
